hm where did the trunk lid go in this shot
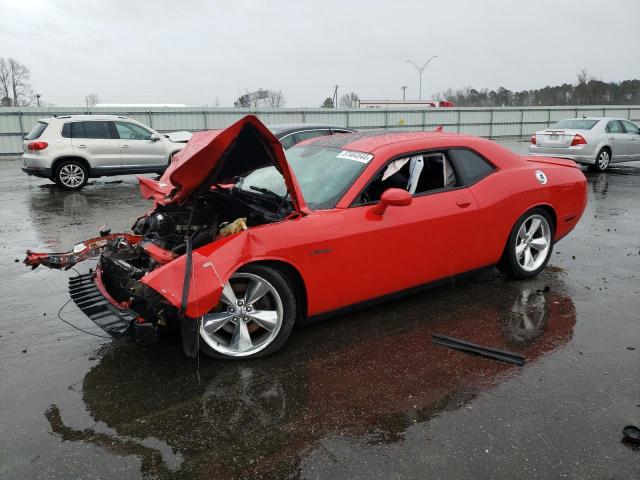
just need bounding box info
[534,129,582,148]
[138,115,308,212]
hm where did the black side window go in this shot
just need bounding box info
[71,121,112,139]
[605,121,623,134]
[61,123,71,138]
[447,149,494,186]
[357,152,458,204]
[293,130,330,145]
[25,122,48,140]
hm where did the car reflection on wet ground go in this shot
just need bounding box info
[0,141,639,479]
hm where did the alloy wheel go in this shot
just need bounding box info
[597,150,610,170]
[515,214,551,272]
[58,164,85,188]
[199,272,284,357]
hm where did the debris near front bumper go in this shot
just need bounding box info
[24,233,142,270]
[69,273,136,336]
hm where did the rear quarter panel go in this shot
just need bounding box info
[468,159,587,268]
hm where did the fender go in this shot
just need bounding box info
[142,230,274,318]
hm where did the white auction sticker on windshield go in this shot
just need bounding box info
[336,150,373,163]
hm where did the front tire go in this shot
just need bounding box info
[54,160,88,190]
[589,148,611,172]
[498,208,554,279]
[198,264,296,360]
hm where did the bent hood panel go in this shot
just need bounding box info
[139,115,307,211]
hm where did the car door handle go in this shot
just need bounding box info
[608,136,615,140]
[77,144,87,148]
[456,199,472,208]
[122,144,130,148]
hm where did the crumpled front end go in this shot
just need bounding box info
[23,115,306,356]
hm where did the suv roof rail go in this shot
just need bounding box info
[57,115,71,119]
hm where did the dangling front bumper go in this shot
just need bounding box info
[68,269,137,336]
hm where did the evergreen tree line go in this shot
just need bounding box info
[435,74,640,107]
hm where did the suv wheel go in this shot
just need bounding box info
[54,160,88,190]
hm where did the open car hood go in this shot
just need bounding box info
[138,115,308,212]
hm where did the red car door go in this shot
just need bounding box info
[339,188,479,308]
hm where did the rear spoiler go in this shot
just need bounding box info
[527,156,579,168]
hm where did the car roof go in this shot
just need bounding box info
[267,123,353,135]
[559,117,626,121]
[308,130,475,153]
[38,114,136,122]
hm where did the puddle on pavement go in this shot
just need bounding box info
[43,272,576,478]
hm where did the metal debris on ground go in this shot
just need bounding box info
[431,333,525,366]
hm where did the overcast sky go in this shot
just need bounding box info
[1,0,639,107]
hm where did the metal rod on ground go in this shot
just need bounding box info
[431,333,525,366]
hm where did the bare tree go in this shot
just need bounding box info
[0,58,34,106]
[0,59,10,106]
[265,90,285,108]
[85,93,101,107]
[234,89,286,108]
[339,91,359,108]
[576,69,590,85]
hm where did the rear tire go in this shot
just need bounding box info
[498,208,554,279]
[54,160,88,190]
[588,148,611,172]
[198,264,296,360]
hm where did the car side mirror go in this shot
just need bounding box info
[150,133,161,142]
[370,188,412,216]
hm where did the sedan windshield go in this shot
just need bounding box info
[237,146,372,210]
[550,119,599,130]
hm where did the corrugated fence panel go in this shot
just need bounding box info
[204,111,246,129]
[255,111,305,125]
[301,111,348,126]
[386,111,423,127]
[460,110,492,126]
[345,110,386,128]
[0,113,21,132]
[151,112,205,131]
[1,105,639,154]
[459,124,491,137]
[523,109,549,123]
[425,109,458,126]
[0,135,21,154]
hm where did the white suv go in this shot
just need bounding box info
[21,115,187,190]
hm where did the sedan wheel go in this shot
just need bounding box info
[498,208,554,279]
[590,149,611,172]
[199,266,296,359]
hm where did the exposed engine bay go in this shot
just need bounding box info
[132,187,291,254]
[24,185,293,342]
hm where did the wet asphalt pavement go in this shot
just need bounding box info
[0,141,639,479]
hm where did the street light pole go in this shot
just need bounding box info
[405,56,438,100]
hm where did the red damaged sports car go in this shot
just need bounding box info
[25,115,587,359]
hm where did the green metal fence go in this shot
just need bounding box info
[1,105,639,156]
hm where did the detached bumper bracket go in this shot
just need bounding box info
[69,273,136,336]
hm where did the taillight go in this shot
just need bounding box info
[530,135,536,145]
[570,134,587,146]
[27,141,48,151]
